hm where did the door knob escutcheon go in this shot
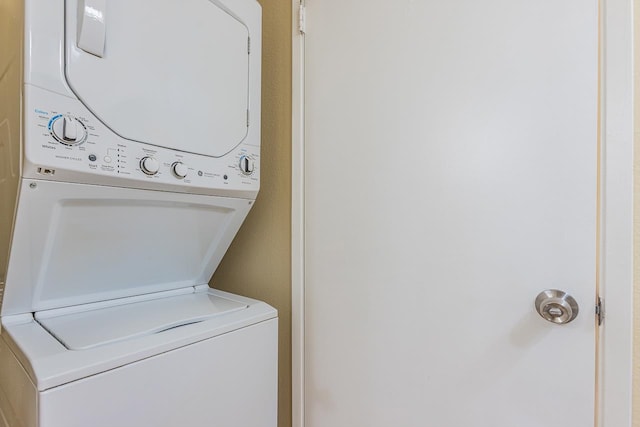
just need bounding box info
[535,289,579,325]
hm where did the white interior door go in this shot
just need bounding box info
[303,1,598,426]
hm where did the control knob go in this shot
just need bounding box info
[239,155,255,175]
[50,116,87,146]
[140,156,160,175]
[171,162,188,179]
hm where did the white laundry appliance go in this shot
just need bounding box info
[0,1,277,426]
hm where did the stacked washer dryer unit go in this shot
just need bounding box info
[0,1,277,426]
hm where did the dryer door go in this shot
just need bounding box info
[64,0,251,158]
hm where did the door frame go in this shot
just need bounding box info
[290,0,635,425]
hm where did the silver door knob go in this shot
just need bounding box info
[534,289,579,325]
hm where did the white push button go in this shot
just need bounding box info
[104,156,112,163]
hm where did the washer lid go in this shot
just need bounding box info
[36,291,248,350]
[65,0,251,157]
[0,180,253,316]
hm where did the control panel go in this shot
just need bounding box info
[24,86,259,197]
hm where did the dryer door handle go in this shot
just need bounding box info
[77,0,106,57]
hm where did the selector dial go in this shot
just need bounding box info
[50,115,87,146]
[239,155,255,175]
[171,162,188,179]
[140,157,160,175]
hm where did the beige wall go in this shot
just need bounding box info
[634,1,640,425]
[210,1,292,427]
[0,0,23,288]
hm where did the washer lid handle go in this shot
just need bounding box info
[77,0,106,57]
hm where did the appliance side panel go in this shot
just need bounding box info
[39,318,278,427]
[0,0,24,302]
[0,337,37,427]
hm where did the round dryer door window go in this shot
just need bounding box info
[64,0,251,158]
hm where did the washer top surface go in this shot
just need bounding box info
[65,0,252,158]
[2,288,278,391]
[37,291,248,350]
